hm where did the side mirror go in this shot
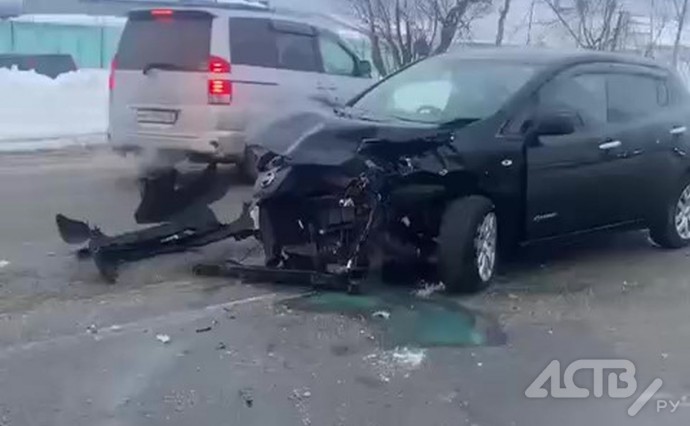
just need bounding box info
[357,60,372,78]
[533,112,577,137]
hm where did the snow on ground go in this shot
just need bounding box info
[0,68,108,151]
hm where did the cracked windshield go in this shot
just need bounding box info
[3,0,690,424]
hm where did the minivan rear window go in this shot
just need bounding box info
[229,17,320,72]
[117,11,212,71]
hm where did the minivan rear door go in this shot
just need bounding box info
[111,9,215,137]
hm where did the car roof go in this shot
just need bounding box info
[444,47,665,69]
[128,5,320,27]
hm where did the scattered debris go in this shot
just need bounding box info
[507,293,519,300]
[661,353,669,360]
[47,252,56,257]
[413,281,446,298]
[372,310,391,320]
[216,342,227,351]
[86,324,98,334]
[476,362,483,367]
[239,388,254,408]
[0,260,9,269]
[195,326,213,333]
[547,329,553,335]
[156,334,171,344]
[107,324,123,332]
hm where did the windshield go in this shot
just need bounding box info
[353,56,538,123]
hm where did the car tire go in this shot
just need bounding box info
[239,147,259,183]
[438,196,498,293]
[650,175,690,249]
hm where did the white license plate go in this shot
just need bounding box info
[137,109,177,124]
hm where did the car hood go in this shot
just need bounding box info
[250,108,449,167]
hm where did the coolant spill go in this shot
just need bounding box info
[283,291,505,348]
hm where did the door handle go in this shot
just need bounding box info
[599,140,622,150]
[670,126,687,135]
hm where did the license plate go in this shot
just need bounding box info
[136,109,177,124]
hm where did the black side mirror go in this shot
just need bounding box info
[358,60,372,78]
[533,112,577,136]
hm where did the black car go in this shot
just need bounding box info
[0,54,77,78]
[251,48,690,293]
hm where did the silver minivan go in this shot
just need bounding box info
[108,4,373,178]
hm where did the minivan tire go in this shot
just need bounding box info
[650,175,690,249]
[239,147,259,183]
[438,196,498,293]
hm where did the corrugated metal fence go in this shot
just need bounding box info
[0,21,122,68]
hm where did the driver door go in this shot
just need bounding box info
[525,67,630,240]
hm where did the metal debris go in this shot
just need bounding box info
[156,334,171,344]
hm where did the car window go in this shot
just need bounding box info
[319,36,356,76]
[353,56,537,124]
[229,17,319,73]
[117,12,211,71]
[276,32,319,72]
[539,73,607,127]
[607,73,667,123]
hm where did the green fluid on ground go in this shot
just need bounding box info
[284,291,505,348]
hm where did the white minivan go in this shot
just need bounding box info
[108,4,373,178]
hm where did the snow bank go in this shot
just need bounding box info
[0,68,108,149]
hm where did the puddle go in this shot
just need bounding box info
[284,290,506,348]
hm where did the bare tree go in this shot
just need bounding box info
[672,0,689,66]
[542,0,630,51]
[348,0,492,76]
[495,0,512,46]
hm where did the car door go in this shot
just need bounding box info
[525,66,633,239]
[603,66,690,222]
[316,31,373,104]
[228,17,324,127]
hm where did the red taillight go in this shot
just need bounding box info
[207,56,231,105]
[109,58,117,91]
[151,9,174,17]
[209,55,230,74]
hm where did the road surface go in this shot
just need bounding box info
[1,148,690,426]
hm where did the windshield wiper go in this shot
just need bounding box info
[142,63,183,75]
[441,117,480,128]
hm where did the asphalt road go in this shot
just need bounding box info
[1,148,690,426]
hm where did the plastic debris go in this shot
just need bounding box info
[661,353,669,359]
[156,334,171,344]
[0,260,9,268]
[195,326,213,333]
[372,310,391,320]
[86,324,98,334]
[239,388,254,408]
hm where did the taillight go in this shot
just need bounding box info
[208,56,231,105]
[151,9,174,17]
[109,58,117,91]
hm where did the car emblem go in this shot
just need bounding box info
[260,170,276,188]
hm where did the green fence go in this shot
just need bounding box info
[0,21,123,68]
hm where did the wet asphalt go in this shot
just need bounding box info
[1,147,690,425]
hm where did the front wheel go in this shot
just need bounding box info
[650,177,690,249]
[438,196,498,293]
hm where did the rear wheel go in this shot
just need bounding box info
[438,196,497,293]
[650,176,690,249]
[239,147,259,183]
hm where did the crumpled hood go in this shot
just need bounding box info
[249,108,447,167]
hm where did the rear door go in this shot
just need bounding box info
[316,31,372,104]
[228,16,324,126]
[110,9,215,138]
[602,65,677,221]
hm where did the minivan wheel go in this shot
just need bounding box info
[438,196,497,293]
[239,147,259,183]
[650,177,690,249]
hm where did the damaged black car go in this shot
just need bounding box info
[251,49,690,292]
